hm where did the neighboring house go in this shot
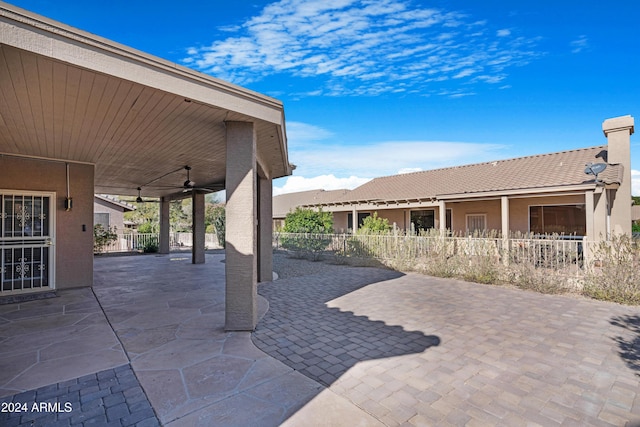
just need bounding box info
[275,115,635,241]
[273,189,350,230]
[633,205,640,225]
[93,195,136,231]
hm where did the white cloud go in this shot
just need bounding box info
[632,169,640,196]
[286,121,334,142]
[570,35,588,53]
[273,174,371,195]
[398,167,423,174]
[290,139,508,177]
[280,120,510,195]
[184,0,542,96]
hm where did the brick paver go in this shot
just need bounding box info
[0,364,159,427]
[253,263,640,426]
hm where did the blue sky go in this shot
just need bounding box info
[10,0,639,195]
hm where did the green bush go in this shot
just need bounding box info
[283,208,333,233]
[137,222,156,233]
[358,213,392,234]
[93,224,118,254]
[280,208,333,260]
[142,236,159,253]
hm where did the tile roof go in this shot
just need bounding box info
[95,194,136,211]
[328,145,620,204]
[273,189,350,217]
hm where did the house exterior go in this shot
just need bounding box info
[275,115,635,242]
[0,3,292,330]
[93,195,135,231]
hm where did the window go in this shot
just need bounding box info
[529,205,586,236]
[410,209,452,233]
[347,212,371,230]
[94,213,110,229]
[466,214,486,234]
[411,210,434,232]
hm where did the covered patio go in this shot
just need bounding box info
[1,252,379,426]
[0,2,291,330]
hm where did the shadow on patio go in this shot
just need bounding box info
[610,314,640,376]
[1,252,438,426]
[253,269,441,387]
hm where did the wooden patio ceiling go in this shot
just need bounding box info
[0,3,290,198]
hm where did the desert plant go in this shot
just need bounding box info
[142,236,159,253]
[582,234,640,304]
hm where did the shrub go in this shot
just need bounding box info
[94,224,118,254]
[280,208,333,260]
[358,213,392,234]
[582,234,640,304]
[142,236,159,253]
[283,208,333,233]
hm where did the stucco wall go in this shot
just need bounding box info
[333,211,349,233]
[0,157,94,290]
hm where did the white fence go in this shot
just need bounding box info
[101,232,221,253]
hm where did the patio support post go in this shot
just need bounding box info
[159,197,170,254]
[192,191,205,264]
[225,121,258,331]
[352,207,358,233]
[438,200,446,234]
[501,196,510,265]
[258,175,273,282]
[585,190,595,267]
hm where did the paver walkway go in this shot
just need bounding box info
[254,264,640,426]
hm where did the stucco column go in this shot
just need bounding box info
[225,121,258,331]
[584,190,595,267]
[438,200,447,234]
[602,115,634,235]
[501,196,510,265]
[191,192,205,264]
[352,207,358,233]
[501,196,510,238]
[258,175,273,282]
[159,197,170,254]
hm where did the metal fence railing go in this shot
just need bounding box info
[100,232,220,253]
[272,232,589,272]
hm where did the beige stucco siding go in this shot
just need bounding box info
[94,198,126,231]
[1,157,94,289]
[333,211,349,232]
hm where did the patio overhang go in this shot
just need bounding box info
[0,2,292,198]
[0,2,291,330]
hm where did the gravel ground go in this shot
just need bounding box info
[272,251,355,279]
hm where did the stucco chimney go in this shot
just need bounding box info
[602,115,634,235]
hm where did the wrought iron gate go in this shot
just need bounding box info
[0,193,54,295]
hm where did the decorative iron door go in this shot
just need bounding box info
[0,193,54,294]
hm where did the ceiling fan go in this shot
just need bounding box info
[180,165,219,193]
